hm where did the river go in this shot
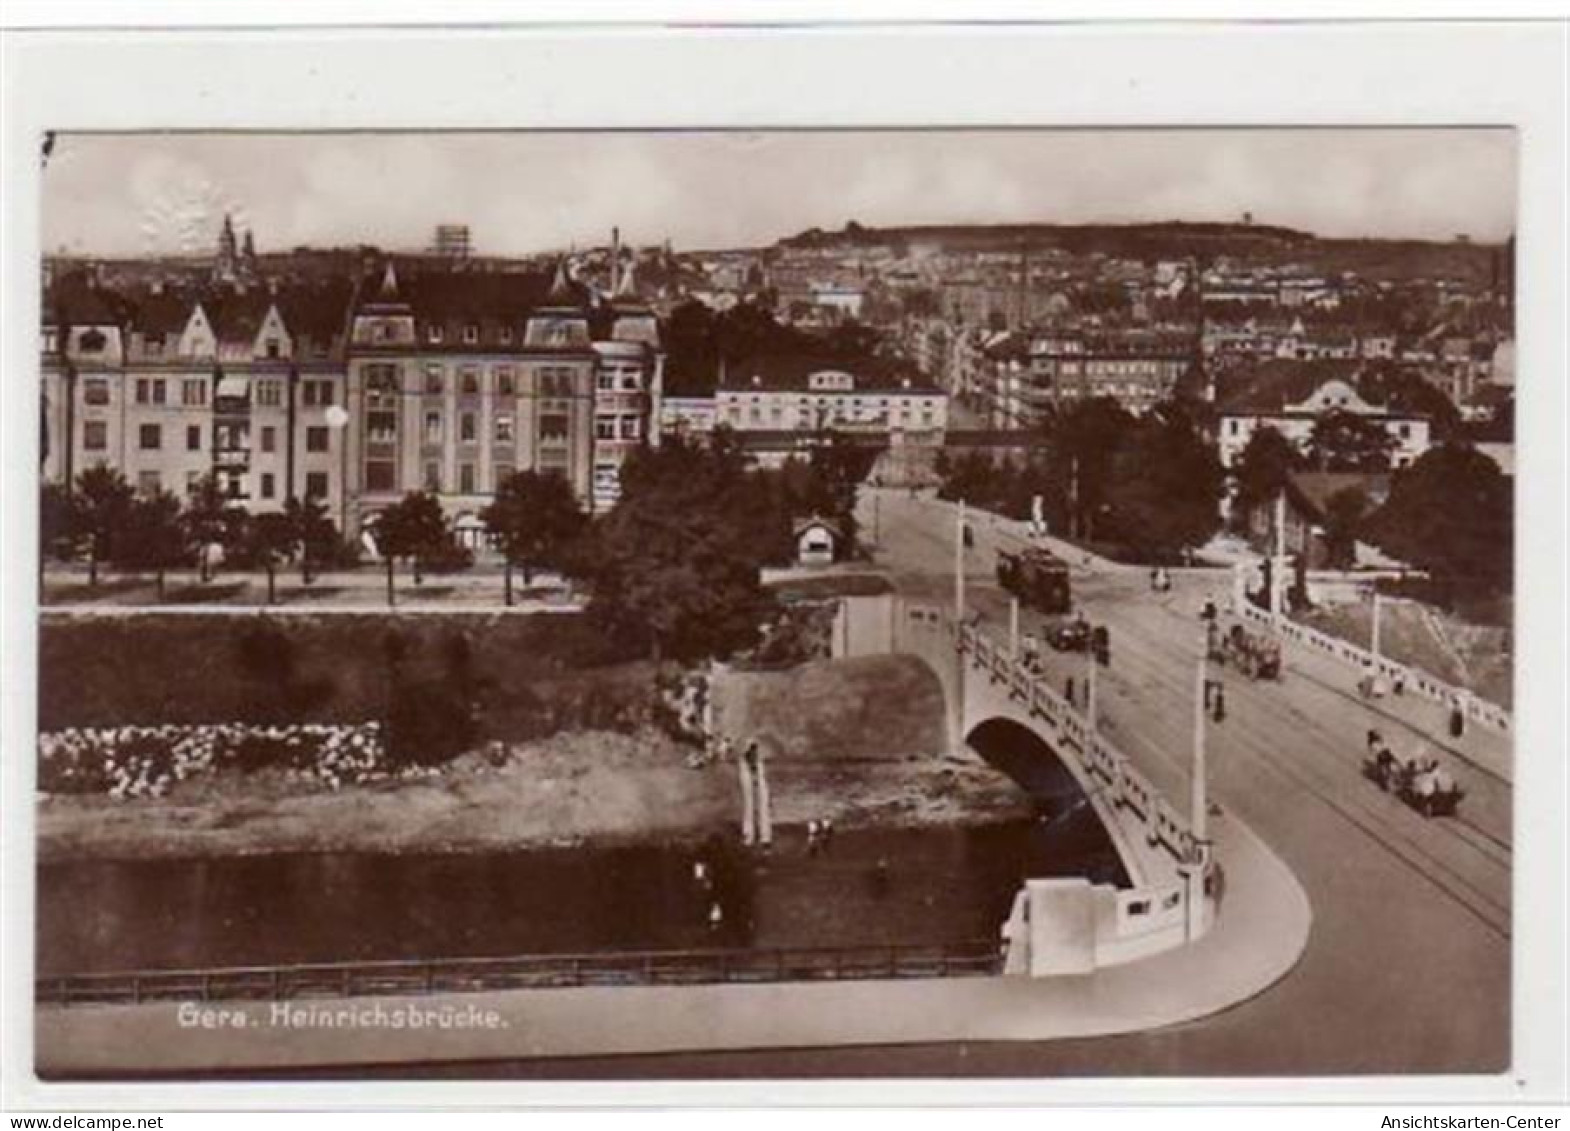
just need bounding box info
[37,803,1127,976]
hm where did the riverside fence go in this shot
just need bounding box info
[37,940,1005,1008]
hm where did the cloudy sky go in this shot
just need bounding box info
[41,129,1516,257]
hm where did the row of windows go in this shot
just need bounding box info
[106,377,336,408]
[85,421,335,453]
[131,469,331,501]
[405,364,585,398]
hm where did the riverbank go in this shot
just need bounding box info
[37,725,1030,863]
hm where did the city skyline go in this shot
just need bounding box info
[42,128,1516,259]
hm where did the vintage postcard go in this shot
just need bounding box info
[2,18,1564,1111]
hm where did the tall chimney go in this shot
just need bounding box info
[610,226,621,296]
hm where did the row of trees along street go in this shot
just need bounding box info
[39,430,877,660]
[42,468,340,602]
[937,396,1225,564]
[937,379,1512,612]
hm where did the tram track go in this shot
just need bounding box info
[974,580,1513,941]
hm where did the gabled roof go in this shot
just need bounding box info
[125,288,200,336]
[1216,359,1366,414]
[46,273,126,327]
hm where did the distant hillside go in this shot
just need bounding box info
[776,220,1506,281]
[779,220,1314,258]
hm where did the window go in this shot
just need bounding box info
[493,462,514,487]
[459,463,476,494]
[460,412,477,443]
[83,421,107,451]
[620,371,641,392]
[83,378,110,405]
[260,425,276,453]
[496,367,515,396]
[494,414,514,443]
[182,379,207,407]
[598,372,618,392]
[306,471,330,499]
[499,327,513,345]
[619,416,641,440]
[539,413,569,442]
[260,472,276,499]
[463,324,479,344]
[596,419,617,440]
[365,461,396,492]
[306,426,329,453]
[423,461,442,491]
[367,411,397,444]
[425,364,444,395]
[186,425,201,452]
[137,470,161,496]
[460,368,480,395]
[265,338,281,359]
[303,380,334,407]
[186,470,203,495]
[256,379,282,407]
[428,325,444,344]
[1228,419,1241,436]
[424,411,443,444]
[138,423,162,450]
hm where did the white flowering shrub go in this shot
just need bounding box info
[38,721,388,799]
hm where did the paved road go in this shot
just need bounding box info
[256,489,1513,1080]
[408,490,1510,1080]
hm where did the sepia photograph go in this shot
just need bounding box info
[25,124,1521,1081]
[1,17,1564,1114]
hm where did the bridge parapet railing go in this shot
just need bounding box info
[958,621,1198,870]
[1231,597,1511,735]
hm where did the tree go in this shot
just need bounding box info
[1364,443,1512,602]
[1104,403,1224,560]
[1049,397,1135,541]
[40,482,81,564]
[72,465,134,586]
[182,473,245,582]
[1307,409,1397,473]
[283,495,336,584]
[240,511,298,605]
[117,490,187,598]
[1357,364,1462,441]
[481,469,587,606]
[1320,485,1370,570]
[373,490,452,603]
[575,436,779,664]
[1231,425,1304,519]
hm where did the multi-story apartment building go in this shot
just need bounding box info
[41,251,665,545]
[975,330,1193,427]
[713,355,948,441]
[591,291,664,510]
[343,264,600,540]
[42,274,354,523]
[1215,360,1432,473]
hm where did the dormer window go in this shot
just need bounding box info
[265,338,280,359]
[463,324,479,344]
[499,327,513,345]
[429,325,444,344]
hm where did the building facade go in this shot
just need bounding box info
[40,254,665,544]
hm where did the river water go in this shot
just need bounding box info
[37,800,1127,976]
